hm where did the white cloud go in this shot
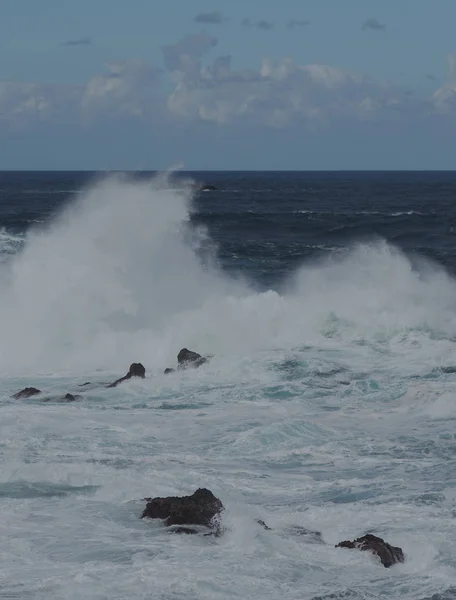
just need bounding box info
[162,33,218,74]
[0,34,455,138]
[164,52,415,129]
[81,60,163,122]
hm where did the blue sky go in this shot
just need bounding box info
[1,0,456,169]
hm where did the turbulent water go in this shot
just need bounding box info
[1,170,456,599]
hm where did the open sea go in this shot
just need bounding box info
[1,170,456,599]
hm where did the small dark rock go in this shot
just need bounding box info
[12,387,41,399]
[256,519,272,530]
[336,533,404,568]
[141,487,224,534]
[288,525,323,543]
[164,368,175,374]
[79,382,92,387]
[106,363,146,388]
[177,348,209,370]
[62,393,81,402]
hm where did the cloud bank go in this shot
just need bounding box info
[1,33,455,168]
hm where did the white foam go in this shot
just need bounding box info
[1,173,456,599]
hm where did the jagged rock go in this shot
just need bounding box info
[141,488,224,534]
[106,363,146,388]
[164,348,211,374]
[336,533,404,568]
[177,348,209,369]
[256,519,272,530]
[12,387,41,399]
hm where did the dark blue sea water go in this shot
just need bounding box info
[1,171,456,600]
[2,170,456,286]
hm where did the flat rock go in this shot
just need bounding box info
[141,488,224,534]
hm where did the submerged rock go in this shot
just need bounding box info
[62,393,81,402]
[287,525,323,543]
[106,363,146,388]
[256,519,272,530]
[39,393,83,403]
[336,533,404,568]
[141,488,224,534]
[12,387,42,399]
[164,367,175,375]
[256,520,323,543]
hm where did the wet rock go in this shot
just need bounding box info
[141,488,224,534]
[39,393,83,403]
[288,525,323,543]
[256,519,272,530]
[256,520,323,543]
[336,533,404,568]
[79,382,92,387]
[177,348,209,369]
[106,363,146,388]
[12,387,42,399]
[164,348,212,374]
[62,393,81,402]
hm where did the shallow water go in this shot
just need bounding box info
[1,171,456,599]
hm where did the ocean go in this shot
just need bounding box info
[1,170,456,599]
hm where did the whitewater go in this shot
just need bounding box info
[1,173,456,599]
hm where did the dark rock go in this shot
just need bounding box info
[164,348,212,374]
[39,393,83,403]
[141,487,224,534]
[62,393,81,402]
[177,348,209,369]
[336,533,404,568]
[106,363,146,388]
[256,520,322,543]
[12,387,41,399]
[288,525,323,543]
[79,382,92,387]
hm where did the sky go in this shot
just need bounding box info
[1,0,456,170]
